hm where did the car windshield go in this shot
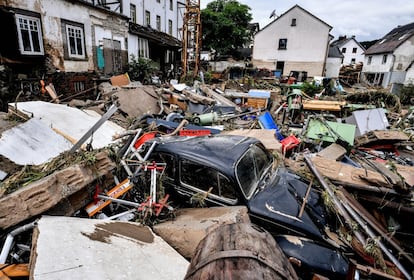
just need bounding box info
[236,143,274,199]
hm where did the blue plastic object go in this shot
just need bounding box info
[258,111,284,141]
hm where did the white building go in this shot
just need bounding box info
[331,36,365,65]
[123,0,184,73]
[0,0,129,74]
[362,22,414,90]
[252,5,332,78]
[0,0,185,99]
[325,45,344,78]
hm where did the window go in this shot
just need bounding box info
[62,21,85,59]
[165,49,175,63]
[73,81,85,92]
[367,56,372,65]
[156,15,161,31]
[169,0,173,10]
[278,38,287,50]
[157,0,161,2]
[398,34,407,41]
[15,14,44,55]
[351,58,356,64]
[291,18,296,26]
[236,144,273,199]
[130,4,136,23]
[352,47,357,53]
[145,10,151,26]
[138,37,149,58]
[168,20,173,35]
[180,159,236,200]
[382,54,387,64]
[341,47,346,53]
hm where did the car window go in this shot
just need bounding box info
[180,159,236,200]
[218,174,237,199]
[236,144,273,198]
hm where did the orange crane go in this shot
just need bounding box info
[181,0,202,78]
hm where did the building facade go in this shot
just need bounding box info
[362,22,414,90]
[252,5,332,78]
[331,36,365,66]
[0,0,184,106]
[122,0,184,76]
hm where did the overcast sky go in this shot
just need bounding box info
[200,0,414,42]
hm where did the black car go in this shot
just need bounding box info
[140,134,349,278]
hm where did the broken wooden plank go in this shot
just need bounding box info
[339,188,414,266]
[200,85,242,112]
[302,100,346,111]
[0,151,115,230]
[182,89,216,105]
[310,155,393,188]
[355,130,409,146]
[316,143,347,161]
[45,84,60,103]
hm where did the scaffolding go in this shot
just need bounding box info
[181,0,202,78]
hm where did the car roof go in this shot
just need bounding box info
[150,134,260,176]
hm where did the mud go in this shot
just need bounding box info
[82,222,154,244]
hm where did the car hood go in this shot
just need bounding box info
[247,169,326,240]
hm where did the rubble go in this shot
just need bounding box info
[0,75,413,279]
[153,206,250,259]
[31,216,189,280]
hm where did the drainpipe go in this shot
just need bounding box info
[322,33,331,77]
[0,221,37,263]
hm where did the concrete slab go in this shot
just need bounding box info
[0,118,72,165]
[153,206,250,259]
[31,216,189,280]
[9,101,124,150]
[113,87,160,118]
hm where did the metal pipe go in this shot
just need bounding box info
[341,199,412,280]
[304,154,366,245]
[133,141,158,177]
[106,209,137,220]
[0,221,37,263]
[97,195,140,208]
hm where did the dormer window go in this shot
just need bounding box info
[291,18,296,26]
[398,34,407,40]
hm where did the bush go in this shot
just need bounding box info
[399,84,414,105]
[127,55,157,83]
[301,81,323,96]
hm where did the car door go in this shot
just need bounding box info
[179,158,239,207]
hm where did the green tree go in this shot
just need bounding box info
[201,0,252,58]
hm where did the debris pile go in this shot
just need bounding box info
[0,75,413,279]
[339,63,363,86]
